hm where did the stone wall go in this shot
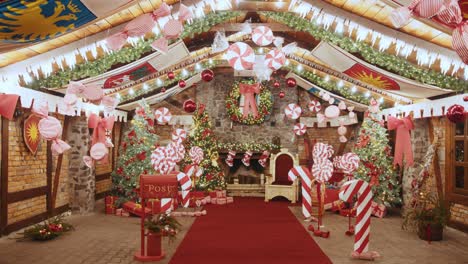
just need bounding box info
[67,115,95,214]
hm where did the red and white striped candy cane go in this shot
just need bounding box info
[339,179,375,256]
[184,164,203,178]
[181,190,191,208]
[288,166,313,218]
[177,172,192,191]
[160,198,173,213]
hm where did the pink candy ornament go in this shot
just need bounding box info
[294,123,306,136]
[265,49,286,70]
[324,105,340,119]
[338,123,348,143]
[90,143,109,161]
[312,142,334,162]
[155,107,172,124]
[189,146,204,165]
[339,153,360,174]
[284,103,302,119]
[308,100,321,112]
[252,26,274,46]
[226,42,256,70]
[172,128,187,143]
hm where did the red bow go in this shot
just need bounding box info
[387,116,414,167]
[88,114,115,146]
[239,83,260,118]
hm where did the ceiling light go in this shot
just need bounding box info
[324,75,330,82]
[365,91,370,97]
[296,64,303,72]
[143,83,148,90]
[156,78,163,87]
[116,93,121,99]
[181,69,189,77]
[209,58,214,64]
[337,80,344,88]
[195,63,202,71]
[351,86,357,93]
[129,88,134,95]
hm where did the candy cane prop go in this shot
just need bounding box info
[339,179,380,260]
[181,190,191,208]
[288,166,314,218]
[160,198,173,213]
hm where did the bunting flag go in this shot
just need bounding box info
[0,0,131,45]
[310,42,451,99]
[343,64,400,91]
[103,63,157,89]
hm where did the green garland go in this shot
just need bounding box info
[218,142,280,152]
[119,60,218,103]
[25,11,242,89]
[262,12,468,92]
[225,79,273,125]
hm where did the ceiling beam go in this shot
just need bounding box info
[210,23,295,32]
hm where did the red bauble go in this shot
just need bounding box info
[279,91,285,98]
[136,151,146,161]
[286,77,296,88]
[273,80,280,88]
[201,69,214,82]
[178,80,186,88]
[161,87,166,93]
[446,104,466,123]
[464,95,468,102]
[167,72,175,79]
[183,99,197,113]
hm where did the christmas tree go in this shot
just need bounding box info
[353,109,401,206]
[111,101,159,205]
[181,104,226,191]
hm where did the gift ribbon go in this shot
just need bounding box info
[239,83,260,118]
[88,113,115,146]
[387,116,414,167]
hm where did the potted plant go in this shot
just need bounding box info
[403,193,450,241]
[144,213,181,256]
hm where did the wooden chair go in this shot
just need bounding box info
[264,148,299,203]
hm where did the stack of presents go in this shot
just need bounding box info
[105,190,234,217]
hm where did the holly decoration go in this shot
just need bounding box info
[111,101,159,206]
[201,69,214,82]
[286,77,296,88]
[180,105,226,191]
[446,104,466,124]
[183,99,197,113]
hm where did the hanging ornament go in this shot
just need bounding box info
[273,80,280,88]
[446,104,466,124]
[279,91,285,98]
[322,93,331,101]
[338,101,347,110]
[286,77,296,88]
[337,122,348,143]
[226,42,255,70]
[211,31,229,53]
[294,123,306,136]
[308,100,321,112]
[464,95,468,102]
[265,49,286,70]
[167,72,175,79]
[348,106,356,119]
[201,69,214,82]
[183,99,196,113]
[284,103,302,119]
[252,26,274,46]
[178,80,186,88]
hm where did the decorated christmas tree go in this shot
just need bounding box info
[353,109,401,206]
[182,104,226,191]
[111,101,159,205]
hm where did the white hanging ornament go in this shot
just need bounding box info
[338,101,347,110]
[328,98,335,104]
[308,100,321,112]
[337,122,347,143]
[348,106,355,119]
[211,31,229,53]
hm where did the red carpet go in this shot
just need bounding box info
[169,197,332,264]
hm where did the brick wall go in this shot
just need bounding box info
[3,111,71,227]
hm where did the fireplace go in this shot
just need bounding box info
[220,152,267,197]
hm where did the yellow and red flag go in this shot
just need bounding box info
[343,63,400,90]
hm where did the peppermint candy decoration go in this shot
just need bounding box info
[155,107,172,124]
[312,158,333,183]
[284,103,302,119]
[312,142,334,162]
[172,128,187,143]
[189,146,204,165]
[169,142,185,162]
[339,152,360,174]
[265,49,286,70]
[226,42,255,70]
[308,100,321,112]
[294,123,306,136]
[151,146,176,175]
[252,26,274,46]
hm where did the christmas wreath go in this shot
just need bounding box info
[225,79,273,125]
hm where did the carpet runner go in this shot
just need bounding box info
[169,197,332,264]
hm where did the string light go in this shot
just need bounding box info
[285,59,290,66]
[208,58,214,64]
[156,78,163,87]
[379,97,384,103]
[129,88,135,95]
[181,69,189,77]
[324,75,330,82]
[195,63,202,71]
[296,64,303,72]
[337,80,344,88]
[351,86,357,93]
[116,93,121,99]
[258,47,264,54]
[365,91,371,97]
[143,83,148,90]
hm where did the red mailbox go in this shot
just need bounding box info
[134,174,178,262]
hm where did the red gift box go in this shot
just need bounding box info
[217,197,227,205]
[216,190,227,198]
[123,201,151,217]
[115,208,130,217]
[226,197,234,204]
[105,196,117,215]
[371,201,387,218]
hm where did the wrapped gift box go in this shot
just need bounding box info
[216,190,227,198]
[371,201,387,218]
[226,197,234,204]
[123,201,152,217]
[105,196,117,215]
[115,208,130,217]
[217,197,227,205]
